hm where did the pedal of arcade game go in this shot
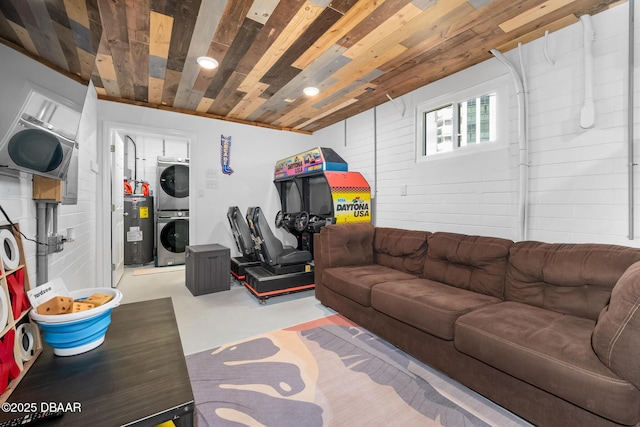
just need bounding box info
[243,206,314,304]
[226,206,260,279]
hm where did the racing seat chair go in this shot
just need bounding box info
[227,206,257,261]
[227,206,261,279]
[247,206,312,268]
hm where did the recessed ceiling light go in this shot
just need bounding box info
[197,56,218,69]
[303,86,320,96]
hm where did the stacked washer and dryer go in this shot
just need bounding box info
[156,157,190,267]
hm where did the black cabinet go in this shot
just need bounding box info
[185,244,230,296]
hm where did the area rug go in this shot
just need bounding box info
[186,314,532,427]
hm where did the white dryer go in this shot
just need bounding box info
[156,156,189,211]
[156,211,189,267]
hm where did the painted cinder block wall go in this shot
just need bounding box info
[1,2,638,292]
[314,2,639,247]
[0,44,99,291]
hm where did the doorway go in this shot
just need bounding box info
[99,122,192,287]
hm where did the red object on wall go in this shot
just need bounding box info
[0,330,20,393]
[142,181,149,196]
[7,269,29,320]
[124,179,133,194]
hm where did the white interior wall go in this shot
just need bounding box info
[0,44,99,291]
[97,101,314,264]
[314,2,638,247]
[2,1,637,293]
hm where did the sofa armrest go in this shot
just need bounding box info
[314,223,375,286]
[592,261,640,389]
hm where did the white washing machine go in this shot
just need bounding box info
[156,212,189,267]
[156,156,189,211]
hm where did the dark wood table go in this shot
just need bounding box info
[0,298,194,426]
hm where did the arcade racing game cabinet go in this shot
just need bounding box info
[241,147,371,303]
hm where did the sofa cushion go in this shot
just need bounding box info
[455,301,640,426]
[373,228,430,276]
[505,241,640,320]
[423,232,512,299]
[316,223,374,269]
[592,261,640,389]
[323,265,417,307]
[371,278,501,340]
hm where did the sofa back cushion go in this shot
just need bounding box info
[423,232,513,298]
[506,241,640,320]
[373,228,430,276]
[316,223,374,269]
[592,261,640,389]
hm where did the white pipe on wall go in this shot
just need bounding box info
[629,0,636,240]
[518,43,530,241]
[580,15,596,129]
[490,48,528,241]
[543,30,555,65]
[36,201,48,285]
[373,107,378,226]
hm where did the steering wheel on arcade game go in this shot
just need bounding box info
[294,211,309,232]
[275,210,284,228]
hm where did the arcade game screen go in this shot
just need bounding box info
[306,175,332,216]
[282,180,302,213]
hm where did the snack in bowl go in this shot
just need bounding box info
[83,293,113,307]
[36,296,73,315]
[36,293,114,316]
[70,302,95,313]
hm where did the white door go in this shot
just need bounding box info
[111,132,125,286]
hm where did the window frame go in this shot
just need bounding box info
[415,76,509,162]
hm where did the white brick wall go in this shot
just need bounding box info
[0,45,99,290]
[314,2,639,246]
[2,2,638,293]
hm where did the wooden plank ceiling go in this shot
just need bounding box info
[0,0,624,134]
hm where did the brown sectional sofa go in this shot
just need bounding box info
[313,223,640,427]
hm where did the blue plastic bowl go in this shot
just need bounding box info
[37,309,113,356]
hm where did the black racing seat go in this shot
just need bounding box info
[227,206,257,261]
[247,206,312,266]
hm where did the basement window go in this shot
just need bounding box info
[416,76,508,160]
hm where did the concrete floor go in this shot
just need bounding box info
[116,265,334,355]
